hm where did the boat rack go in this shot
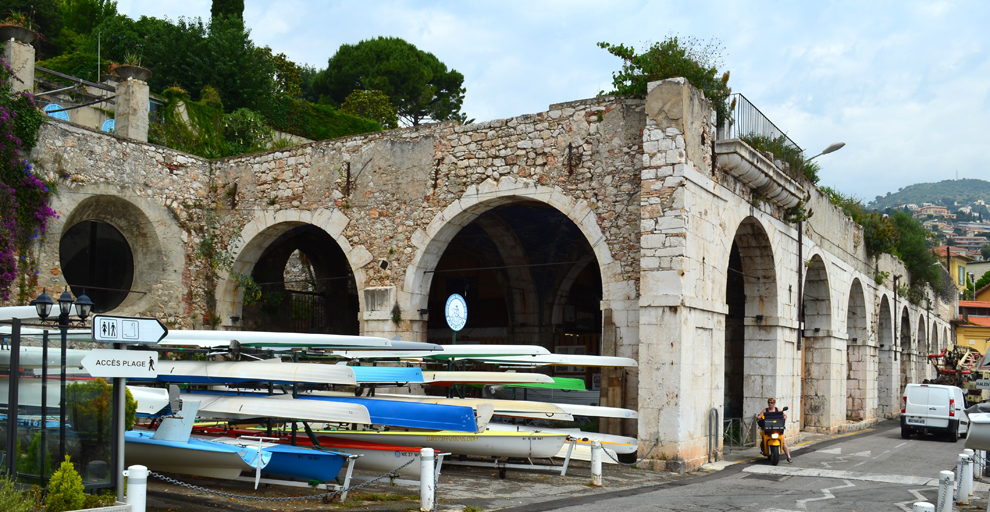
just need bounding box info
[439,437,578,479]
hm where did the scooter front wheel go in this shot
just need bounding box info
[770,445,780,466]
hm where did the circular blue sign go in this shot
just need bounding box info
[445,294,468,332]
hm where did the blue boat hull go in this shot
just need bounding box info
[261,444,347,482]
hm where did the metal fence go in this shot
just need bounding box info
[723,416,758,450]
[716,93,802,152]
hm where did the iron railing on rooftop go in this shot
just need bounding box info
[717,93,802,153]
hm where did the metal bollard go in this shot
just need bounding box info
[963,449,975,500]
[122,465,148,512]
[937,470,954,512]
[913,502,935,512]
[420,448,435,512]
[957,454,970,505]
[590,440,603,487]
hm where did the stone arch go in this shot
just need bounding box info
[57,190,179,315]
[722,216,779,422]
[216,208,368,330]
[402,177,624,333]
[845,278,870,421]
[550,253,598,325]
[801,253,836,430]
[899,306,913,390]
[877,294,896,417]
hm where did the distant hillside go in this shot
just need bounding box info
[868,179,990,209]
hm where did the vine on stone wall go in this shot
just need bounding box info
[0,58,56,301]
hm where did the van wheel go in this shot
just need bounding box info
[901,426,911,439]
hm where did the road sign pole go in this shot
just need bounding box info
[115,344,126,501]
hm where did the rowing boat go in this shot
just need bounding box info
[373,393,574,421]
[132,359,358,386]
[331,344,552,361]
[485,423,638,462]
[421,371,554,386]
[313,429,569,459]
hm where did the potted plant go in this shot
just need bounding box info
[113,53,152,82]
[0,11,38,45]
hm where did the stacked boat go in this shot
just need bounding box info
[106,330,639,482]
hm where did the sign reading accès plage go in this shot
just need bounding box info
[81,349,158,378]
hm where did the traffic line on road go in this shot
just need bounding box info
[743,465,939,486]
[895,488,932,512]
[795,479,854,509]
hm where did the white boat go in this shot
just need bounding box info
[494,387,602,407]
[159,330,393,349]
[144,359,357,386]
[192,393,372,424]
[375,393,574,421]
[469,354,638,368]
[331,344,552,361]
[314,429,569,459]
[485,423,638,462]
[421,371,554,386]
[554,404,638,420]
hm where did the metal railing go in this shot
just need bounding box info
[717,93,802,152]
[723,417,758,450]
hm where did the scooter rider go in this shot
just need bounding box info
[757,398,792,463]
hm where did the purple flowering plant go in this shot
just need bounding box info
[0,57,54,300]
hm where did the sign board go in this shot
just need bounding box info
[976,352,990,372]
[92,315,168,344]
[445,294,467,332]
[81,349,158,378]
[976,379,990,390]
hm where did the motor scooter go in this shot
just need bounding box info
[759,406,788,465]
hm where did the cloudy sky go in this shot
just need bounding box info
[114,0,990,203]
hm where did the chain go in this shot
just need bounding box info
[602,441,658,467]
[149,457,416,503]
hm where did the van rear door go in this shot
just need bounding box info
[904,385,929,426]
[926,386,951,428]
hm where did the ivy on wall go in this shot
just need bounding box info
[0,58,56,302]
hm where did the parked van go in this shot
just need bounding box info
[901,383,970,440]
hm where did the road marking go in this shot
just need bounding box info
[796,479,855,509]
[817,447,842,454]
[850,450,871,457]
[894,442,908,448]
[895,488,931,512]
[743,465,940,486]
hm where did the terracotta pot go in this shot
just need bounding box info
[114,64,152,82]
[0,24,38,44]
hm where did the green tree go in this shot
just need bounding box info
[975,269,990,293]
[340,89,398,129]
[2,0,63,58]
[891,210,944,303]
[211,0,244,19]
[45,456,85,512]
[313,36,466,125]
[598,36,732,127]
[260,48,302,98]
[981,244,990,261]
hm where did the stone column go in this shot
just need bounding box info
[877,346,899,418]
[3,39,35,93]
[802,334,846,432]
[115,78,149,142]
[846,343,875,421]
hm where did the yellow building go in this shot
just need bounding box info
[933,246,974,295]
[957,300,990,354]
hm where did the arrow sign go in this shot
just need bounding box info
[92,315,168,344]
[81,349,158,378]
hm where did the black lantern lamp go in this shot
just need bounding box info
[31,288,55,320]
[57,287,75,325]
[74,291,94,321]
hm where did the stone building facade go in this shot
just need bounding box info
[11,73,954,471]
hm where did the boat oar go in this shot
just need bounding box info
[241,436,279,489]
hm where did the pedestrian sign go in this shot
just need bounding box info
[92,315,168,344]
[81,349,158,378]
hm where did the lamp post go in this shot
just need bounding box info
[31,287,93,466]
[805,142,846,163]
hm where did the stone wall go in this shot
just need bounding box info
[8,78,957,473]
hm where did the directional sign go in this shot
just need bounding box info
[976,379,990,390]
[92,315,168,344]
[81,349,158,378]
[976,352,990,372]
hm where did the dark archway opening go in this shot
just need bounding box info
[59,220,133,312]
[242,225,358,334]
[724,242,745,419]
[426,201,603,388]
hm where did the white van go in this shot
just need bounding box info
[901,383,970,440]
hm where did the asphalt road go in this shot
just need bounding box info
[504,420,976,512]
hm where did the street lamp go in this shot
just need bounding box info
[31,288,54,320]
[806,142,846,162]
[74,291,94,321]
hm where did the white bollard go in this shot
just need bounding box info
[914,502,935,512]
[937,470,954,512]
[590,440,603,487]
[420,448,435,512]
[122,465,148,512]
[957,454,969,505]
[963,449,975,500]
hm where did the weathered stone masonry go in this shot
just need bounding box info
[13,78,954,472]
